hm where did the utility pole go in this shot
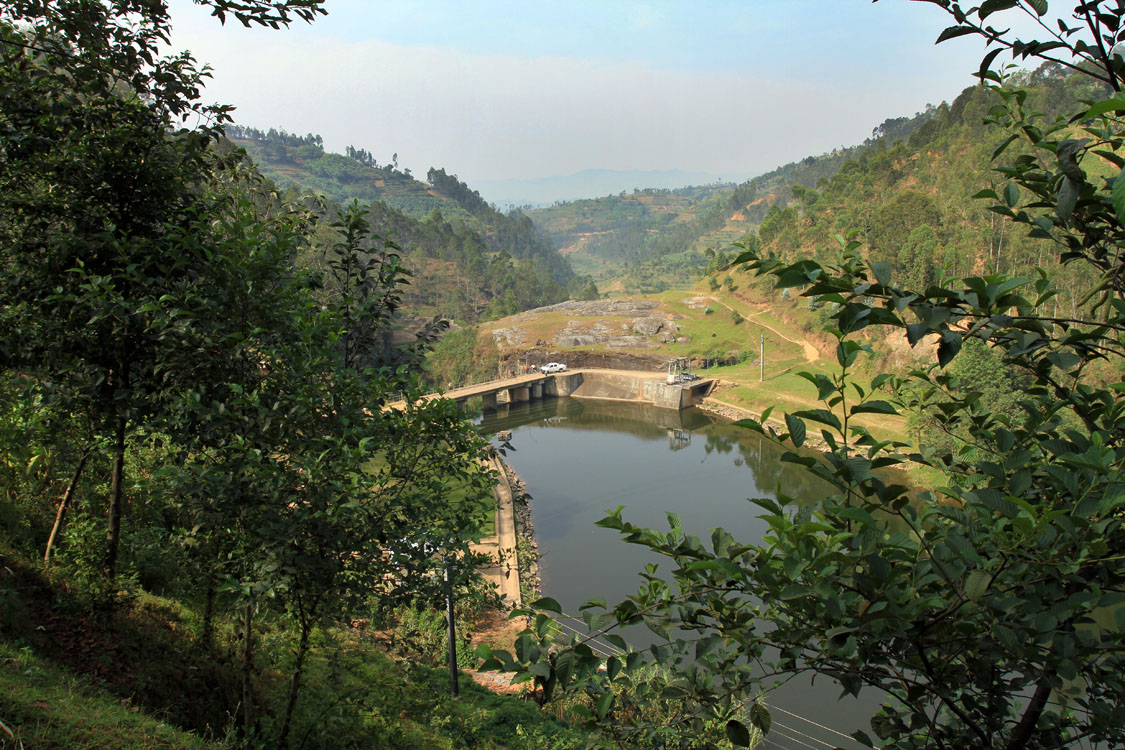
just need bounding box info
[445,561,459,696]
[760,331,765,382]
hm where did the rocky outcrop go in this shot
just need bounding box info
[491,327,527,347]
[632,316,666,336]
[515,299,659,317]
[501,350,667,372]
[491,299,684,358]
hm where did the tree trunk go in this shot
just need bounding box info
[241,603,255,745]
[1005,679,1052,750]
[201,570,216,648]
[44,447,92,563]
[275,617,313,750]
[103,414,127,580]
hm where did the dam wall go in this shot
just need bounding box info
[543,370,707,410]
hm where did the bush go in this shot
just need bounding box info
[391,601,476,670]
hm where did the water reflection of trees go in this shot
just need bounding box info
[479,397,834,504]
[704,426,832,506]
[478,398,719,439]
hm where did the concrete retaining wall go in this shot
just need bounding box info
[485,370,705,411]
[650,382,688,409]
[572,372,647,401]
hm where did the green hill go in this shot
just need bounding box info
[227,127,590,323]
[730,63,1110,307]
[229,128,471,220]
[525,103,949,294]
[528,64,1107,304]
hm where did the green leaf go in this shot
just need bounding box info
[515,634,535,663]
[791,408,842,432]
[836,506,876,526]
[553,649,574,686]
[871,261,892,287]
[695,635,722,660]
[1057,176,1079,223]
[784,413,806,448]
[850,400,898,415]
[965,570,990,601]
[935,25,977,43]
[726,719,752,747]
[1086,98,1125,118]
[978,0,1019,19]
[780,583,810,600]
[991,133,1018,159]
[531,596,562,614]
[852,729,875,748]
[937,334,961,368]
[1025,0,1047,15]
[1003,182,1020,208]
[750,703,771,733]
[596,690,614,719]
[731,418,763,433]
[1112,166,1125,226]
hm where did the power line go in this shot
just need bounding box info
[771,704,861,744]
[770,719,839,749]
[768,725,823,750]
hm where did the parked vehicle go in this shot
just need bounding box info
[540,362,567,374]
[679,372,700,382]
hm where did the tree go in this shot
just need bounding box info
[487,3,1125,748]
[0,1,327,580]
[2,1,502,744]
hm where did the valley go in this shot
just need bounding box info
[6,2,1125,747]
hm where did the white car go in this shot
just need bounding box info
[540,362,567,374]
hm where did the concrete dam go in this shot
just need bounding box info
[457,369,714,411]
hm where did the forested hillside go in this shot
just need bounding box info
[527,108,941,292]
[730,63,1111,319]
[229,127,593,322]
[527,62,1111,307]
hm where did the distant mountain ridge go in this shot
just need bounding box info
[524,98,955,292]
[473,168,754,208]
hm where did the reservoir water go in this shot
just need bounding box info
[478,396,878,750]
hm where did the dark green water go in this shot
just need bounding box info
[478,397,878,748]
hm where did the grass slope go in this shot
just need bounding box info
[0,547,589,750]
[0,641,214,750]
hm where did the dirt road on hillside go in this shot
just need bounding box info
[703,296,821,363]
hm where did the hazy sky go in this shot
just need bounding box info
[167,1,1005,183]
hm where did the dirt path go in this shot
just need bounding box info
[704,295,820,363]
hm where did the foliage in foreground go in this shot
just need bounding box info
[0,1,502,746]
[484,3,1125,748]
[0,587,589,750]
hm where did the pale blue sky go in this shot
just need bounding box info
[168,1,1024,183]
